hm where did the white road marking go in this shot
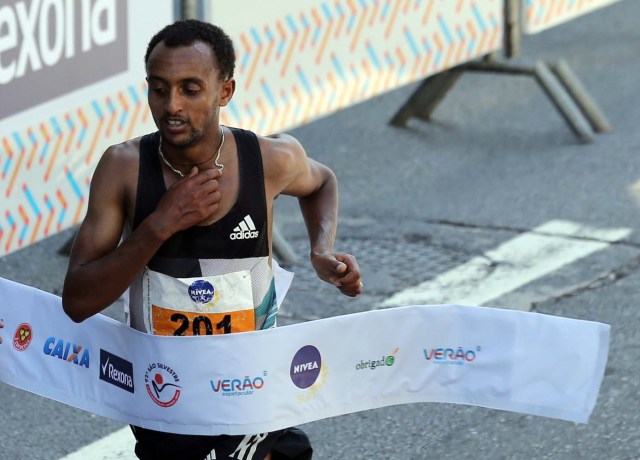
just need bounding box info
[60,426,135,460]
[379,219,630,309]
[59,219,630,459]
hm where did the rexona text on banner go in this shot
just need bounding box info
[0,277,609,435]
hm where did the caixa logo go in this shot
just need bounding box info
[423,346,481,365]
[211,371,267,397]
[145,362,181,407]
[290,345,321,389]
[43,337,90,368]
[99,349,134,393]
[13,323,33,352]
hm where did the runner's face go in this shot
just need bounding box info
[146,41,233,148]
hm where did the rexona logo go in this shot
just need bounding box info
[43,336,90,368]
[188,280,214,304]
[290,345,321,389]
[12,323,33,351]
[99,349,134,393]
[423,346,481,365]
[229,215,259,240]
[0,0,128,119]
[211,371,267,397]
[145,362,181,407]
[356,348,398,371]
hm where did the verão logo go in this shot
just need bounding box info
[0,0,128,119]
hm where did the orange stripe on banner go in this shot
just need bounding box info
[467,20,477,40]
[334,2,346,38]
[557,0,565,16]
[77,108,88,148]
[85,117,105,166]
[477,27,488,55]
[410,55,422,82]
[64,113,76,154]
[456,0,464,13]
[30,214,42,245]
[291,85,304,124]
[18,204,29,226]
[5,144,25,198]
[316,18,334,64]
[369,0,380,26]
[278,89,292,131]
[26,128,38,170]
[311,9,322,48]
[56,189,67,227]
[264,26,276,62]
[360,59,372,99]
[350,4,367,51]
[105,97,117,138]
[384,0,402,38]
[403,0,412,15]
[347,0,357,29]
[118,91,129,133]
[544,1,555,24]
[348,68,360,105]
[73,198,85,225]
[280,32,298,78]
[44,196,54,236]
[246,42,264,88]
[422,0,435,25]
[45,130,64,182]
[240,33,251,70]
[39,124,50,165]
[2,137,13,160]
[4,213,15,254]
[298,15,311,52]
[125,103,141,141]
[455,28,466,64]
[276,21,287,58]
[141,82,151,123]
[383,52,395,92]
[488,14,500,50]
[421,48,433,76]
[6,142,24,198]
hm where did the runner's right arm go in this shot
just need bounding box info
[62,142,222,323]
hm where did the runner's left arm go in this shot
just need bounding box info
[263,134,362,297]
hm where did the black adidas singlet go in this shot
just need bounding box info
[132,127,269,278]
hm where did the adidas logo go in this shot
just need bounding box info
[230,215,259,240]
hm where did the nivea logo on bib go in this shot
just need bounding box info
[188,280,214,303]
[290,345,321,389]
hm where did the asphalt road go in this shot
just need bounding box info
[1,1,639,459]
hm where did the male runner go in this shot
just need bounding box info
[61,19,362,460]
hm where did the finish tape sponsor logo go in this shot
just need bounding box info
[423,346,481,365]
[0,0,129,119]
[355,347,398,371]
[43,336,90,368]
[99,349,134,393]
[290,345,321,389]
[12,323,33,351]
[210,371,267,397]
[145,362,181,407]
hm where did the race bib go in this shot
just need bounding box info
[143,268,255,336]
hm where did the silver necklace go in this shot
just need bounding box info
[158,125,225,177]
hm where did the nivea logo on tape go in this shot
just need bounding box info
[290,345,321,389]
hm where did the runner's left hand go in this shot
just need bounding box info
[311,252,363,297]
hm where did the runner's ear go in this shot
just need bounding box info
[219,79,235,107]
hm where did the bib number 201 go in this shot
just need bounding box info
[171,313,231,336]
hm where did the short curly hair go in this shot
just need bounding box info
[145,19,235,81]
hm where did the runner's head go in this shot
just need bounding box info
[145,20,235,82]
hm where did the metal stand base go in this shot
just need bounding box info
[390,56,612,143]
